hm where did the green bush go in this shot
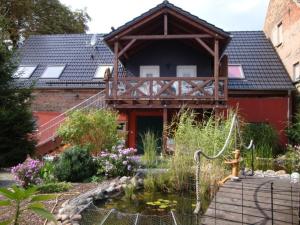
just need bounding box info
[141,131,158,168]
[53,146,96,182]
[242,123,278,170]
[287,112,300,144]
[37,182,72,193]
[40,161,56,183]
[57,109,119,153]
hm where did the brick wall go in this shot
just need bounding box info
[264,0,300,82]
[32,89,101,112]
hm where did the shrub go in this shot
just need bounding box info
[40,161,56,183]
[96,148,139,178]
[11,158,43,188]
[37,182,72,193]
[53,146,96,182]
[287,112,300,144]
[243,123,278,170]
[57,109,119,153]
[141,131,158,168]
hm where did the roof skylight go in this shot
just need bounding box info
[94,65,113,78]
[13,66,37,78]
[228,65,245,79]
[41,65,65,78]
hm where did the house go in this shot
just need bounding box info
[264,0,300,86]
[14,1,294,154]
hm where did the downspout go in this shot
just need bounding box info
[287,90,291,127]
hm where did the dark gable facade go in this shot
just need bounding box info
[15,1,294,154]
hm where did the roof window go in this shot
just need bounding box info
[94,65,113,78]
[41,65,65,78]
[228,65,245,79]
[13,66,37,78]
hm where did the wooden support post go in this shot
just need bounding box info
[163,108,168,154]
[214,38,219,102]
[113,41,119,98]
[164,14,168,35]
[119,39,136,57]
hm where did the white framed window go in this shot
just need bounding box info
[13,65,37,78]
[176,65,197,77]
[94,65,113,78]
[273,22,283,46]
[41,65,65,78]
[140,65,160,77]
[294,62,300,81]
[228,64,245,79]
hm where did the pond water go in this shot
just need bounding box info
[81,191,211,225]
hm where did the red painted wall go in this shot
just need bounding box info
[33,111,61,127]
[228,97,290,144]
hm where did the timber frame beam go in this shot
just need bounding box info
[120,34,212,40]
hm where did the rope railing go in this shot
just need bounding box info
[193,113,254,214]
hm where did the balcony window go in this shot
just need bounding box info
[140,66,160,77]
[294,62,300,81]
[228,65,245,79]
[41,65,65,78]
[13,65,37,78]
[176,65,197,77]
[94,65,113,78]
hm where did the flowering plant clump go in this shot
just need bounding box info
[11,158,43,188]
[96,148,140,178]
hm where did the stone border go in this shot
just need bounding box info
[48,174,144,225]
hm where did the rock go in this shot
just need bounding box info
[115,185,123,191]
[279,174,291,179]
[60,214,69,221]
[120,176,129,183]
[46,221,56,225]
[291,172,300,183]
[61,200,69,208]
[110,181,117,187]
[130,177,138,187]
[71,214,82,221]
[275,170,286,175]
[106,186,115,193]
[58,208,65,214]
[264,170,276,177]
[254,170,264,177]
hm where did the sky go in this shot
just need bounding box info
[60,0,270,34]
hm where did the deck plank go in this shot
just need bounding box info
[201,177,300,225]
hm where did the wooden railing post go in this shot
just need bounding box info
[113,40,119,99]
[214,38,219,102]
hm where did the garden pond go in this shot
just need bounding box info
[81,190,212,225]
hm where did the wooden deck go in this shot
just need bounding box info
[201,177,300,225]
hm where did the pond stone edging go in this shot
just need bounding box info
[48,174,144,225]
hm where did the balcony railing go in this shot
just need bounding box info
[106,77,227,101]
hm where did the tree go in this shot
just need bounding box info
[0,28,36,167]
[0,0,90,46]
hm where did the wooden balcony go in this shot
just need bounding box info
[105,76,228,108]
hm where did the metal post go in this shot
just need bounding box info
[134,214,139,225]
[242,182,244,225]
[271,182,274,225]
[291,185,294,225]
[251,145,254,176]
[215,183,217,225]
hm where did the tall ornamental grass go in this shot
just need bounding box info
[141,131,158,168]
[168,109,236,191]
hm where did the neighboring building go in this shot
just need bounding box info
[15,1,294,154]
[264,0,300,85]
